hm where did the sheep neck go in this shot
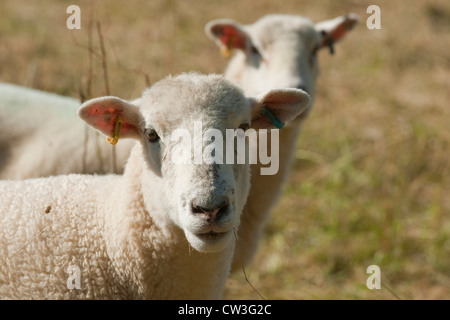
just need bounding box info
[232,122,303,271]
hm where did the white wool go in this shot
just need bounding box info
[0,73,308,299]
[0,83,134,179]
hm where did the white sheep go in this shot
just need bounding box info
[0,73,310,299]
[205,13,359,271]
[0,13,357,277]
[0,83,135,179]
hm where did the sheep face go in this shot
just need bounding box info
[78,73,310,254]
[231,16,320,99]
[206,14,359,120]
[139,74,253,253]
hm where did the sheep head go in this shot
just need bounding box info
[205,14,358,121]
[78,73,310,253]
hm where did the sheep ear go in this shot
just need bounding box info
[250,89,311,129]
[315,14,359,53]
[78,96,143,140]
[205,19,252,56]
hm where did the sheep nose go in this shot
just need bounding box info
[191,201,229,223]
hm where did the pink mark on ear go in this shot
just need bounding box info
[219,26,246,50]
[120,122,139,135]
[81,101,140,138]
[82,105,123,135]
[85,106,119,116]
[96,114,119,135]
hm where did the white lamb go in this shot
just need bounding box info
[0,83,135,179]
[0,73,310,299]
[0,13,357,277]
[205,13,359,271]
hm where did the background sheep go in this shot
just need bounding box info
[0,83,135,179]
[0,73,310,299]
[205,13,359,271]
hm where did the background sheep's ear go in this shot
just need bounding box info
[315,14,359,51]
[78,96,143,140]
[205,19,252,56]
[250,89,311,129]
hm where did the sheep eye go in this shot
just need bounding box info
[239,123,250,131]
[145,129,160,143]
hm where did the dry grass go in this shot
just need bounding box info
[0,0,449,299]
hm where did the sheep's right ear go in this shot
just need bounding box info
[205,19,253,57]
[78,96,143,140]
[315,14,359,53]
[250,89,311,129]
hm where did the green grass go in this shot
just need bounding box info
[0,0,449,299]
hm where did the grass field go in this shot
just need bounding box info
[0,0,449,299]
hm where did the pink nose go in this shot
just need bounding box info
[191,202,228,223]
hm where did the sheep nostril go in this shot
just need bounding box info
[215,202,229,221]
[192,205,207,215]
[191,201,229,221]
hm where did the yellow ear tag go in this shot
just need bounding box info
[220,34,235,58]
[107,115,123,145]
[220,47,232,58]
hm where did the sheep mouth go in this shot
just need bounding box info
[185,228,234,252]
[195,230,229,240]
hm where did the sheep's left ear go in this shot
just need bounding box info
[78,96,143,141]
[315,14,359,53]
[250,89,311,129]
[205,19,253,57]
